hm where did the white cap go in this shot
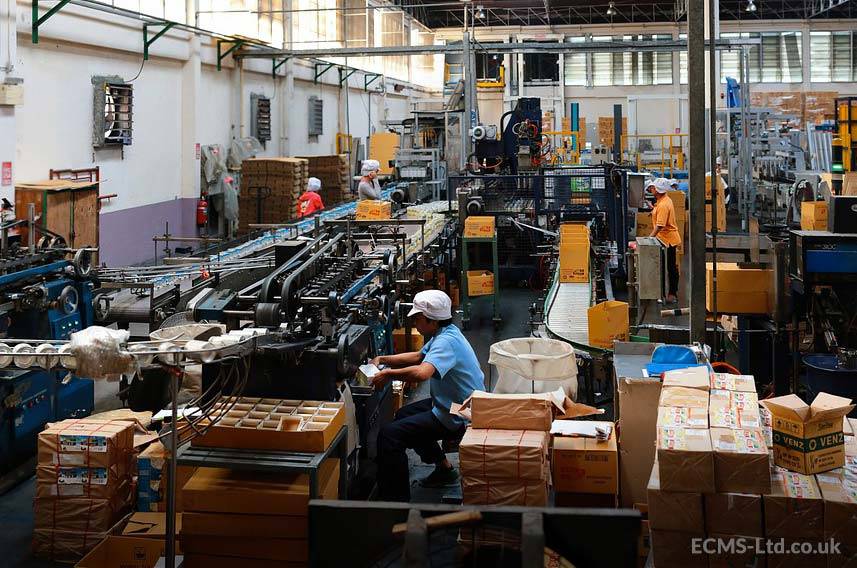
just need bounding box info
[407,290,453,321]
[361,160,381,176]
[653,178,671,194]
[645,178,657,189]
[307,177,321,192]
[716,156,723,166]
[670,178,680,187]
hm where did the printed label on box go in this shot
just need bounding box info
[57,467,108,485]
[658,428,686,450]
[59,434,108,453]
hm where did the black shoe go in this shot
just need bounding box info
[419,466,460,488]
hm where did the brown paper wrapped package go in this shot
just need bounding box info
[34,479,132,533]
[462,476,548,506]
[451,388,600,431]
[658,387,709,409]
[459,429,548,480]
[38,419,135,469]
[763,469,824,539]
[646,463,704,533]
[649,529,707,568]
[704,493,764,537]
[656,427,715,493]
[817,468,857,546]
[710,427,771,494]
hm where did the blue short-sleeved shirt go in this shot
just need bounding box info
[420,324,484,429]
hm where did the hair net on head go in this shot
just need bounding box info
[361,160,380,176]
[653,178,672,194]
[307,177,321,192]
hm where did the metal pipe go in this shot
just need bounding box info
[688,0,706,344]
[708,0,719,357]
[165,370,178,568]
[27,204,35,254]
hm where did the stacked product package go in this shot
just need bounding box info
[298,154,351,206]
[648,367,856,568]
[457,391,565,506]
[238,158,309,234]
[136,441,197,513]
[403,201,451,260]
[33,419,136,562]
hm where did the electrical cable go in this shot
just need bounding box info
[124,56,147,83]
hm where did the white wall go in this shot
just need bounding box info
[1,0,429,265]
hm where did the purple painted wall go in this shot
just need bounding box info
[99,198,197,266]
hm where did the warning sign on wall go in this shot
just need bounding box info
[1,162,11,187]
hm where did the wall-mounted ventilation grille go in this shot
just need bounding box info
[308,96,323,136]
[93,78,133,148]
[251,93,272,146]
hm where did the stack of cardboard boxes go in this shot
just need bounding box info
[355,199,392,220]
[649,367,856,567]
[706,263,774,315]
[179,396,345,566]
[33,419,136,562]
[801,201,829,231]
[559,222,589,283]
[458,391,561,506]
[136,441,197,513]
[463,216,496,296]
[238,158,309,233]
[298,154,351,206]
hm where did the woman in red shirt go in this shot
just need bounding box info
[297,177,324,218]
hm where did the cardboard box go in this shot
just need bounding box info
[801,201,828,231]
[705,173,727,199]
[181,535,307,562]
[559,224,590,283]
[38,419,135,469]
[462,476,548,506]
[709,389,763,429]
[667,190,686,220]
[460,429,549,481]
[657,406,708,429]
[617,376,662,508]
[845,416,855,437]
[122,512,182,540]
[392,327,424,354]
[73,536,164,568]
[463,215,495,238]
[764,468,824,538]
[587,300,629,350]
[650,530,708,568]
[707,262,773,315]
[830,544,857,568]
[647,463,704,533]
[452,389,581,431]
[137,441,196,513]
[192,398,345,453]
[36,463,128,500]
[466,270,495,297]
[705,202,727,233]
[767,539,828,568]
[554,492,618,508]
[552,422,618,494]
[658,386,709,409]
[656,427,715,493]
[761,393,854,474]
[662,366,710,391]
[710,373,756,392]
[817,468,857,545]
[704,493,764,537]
[636,211,653,237]
[710,427,771,494]
[183,458,339,516]
[707,533,767,568]
[355,199,391,220]
[34,480,132,533]
[182,512,309,539]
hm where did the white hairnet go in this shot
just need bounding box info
[361,160,380,176]
[653,178,672,194]
[307,177,321,192]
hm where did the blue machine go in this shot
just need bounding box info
[0,254,96,481]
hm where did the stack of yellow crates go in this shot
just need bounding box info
[559,223,589,283]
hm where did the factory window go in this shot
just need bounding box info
[679,33,687,85]
[523,44,560,83]
[590,35,673,86]
[476,53,502,81]
[381,9,409,81]
[719,32,762,83]
[810,31,857,82]
[411,22,438,85]
[563,37,587,86]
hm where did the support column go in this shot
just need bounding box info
[180,35,202,201]
[462,31,475,163]
[0,0,18,204]
[703,0,721,111]
[688,0,707,344]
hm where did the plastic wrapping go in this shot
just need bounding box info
[68,326,134,380]
[488,338,578,400]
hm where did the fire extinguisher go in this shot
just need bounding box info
[196,198,208,227]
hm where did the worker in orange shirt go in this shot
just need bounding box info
[297,177,324,218]
[649,178,682,304]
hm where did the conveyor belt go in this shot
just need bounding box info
[543,265,608,353]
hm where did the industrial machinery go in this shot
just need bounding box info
[471,98,543,175]
[0,217,97,485]
[832,96,856,179]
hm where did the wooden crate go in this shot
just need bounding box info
[15,179,100,259]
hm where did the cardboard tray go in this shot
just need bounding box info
[192,397,345,452]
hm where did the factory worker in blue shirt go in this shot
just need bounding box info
[370,289,484,501]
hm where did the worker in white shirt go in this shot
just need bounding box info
[358,159,382,200]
